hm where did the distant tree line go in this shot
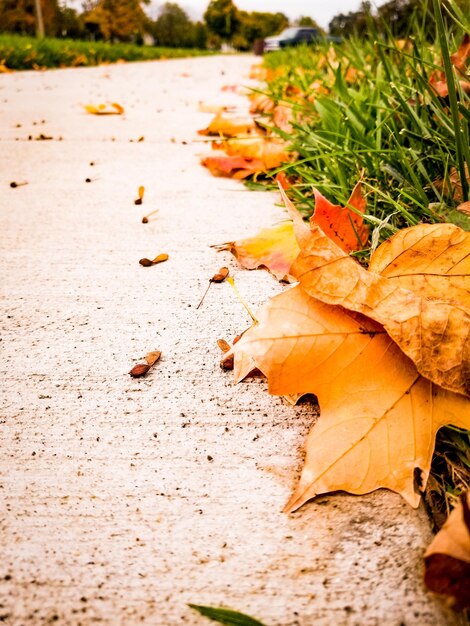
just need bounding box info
[328,0,468,38]
[0,0,459,47]
[0,0,292,49]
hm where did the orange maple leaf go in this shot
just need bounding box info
[310,182,369,252]
[424,491,470,610]
[201,155,264,179]
[232,284,469,510]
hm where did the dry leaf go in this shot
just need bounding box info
[213,222,300,282]
[310,182,369,252]
[424,491,470,609]
[201,154,264,179]
[198,103,234,113]
[457,201,470,216]
[291,222,470,396]
[368,223,470,305]
[198,112,255,137]
[273,104,294,132]
[139,253,168,267]
[430,35,470,97]
[433,165,470,203]
[84,102,125,115]
[222,137,291,170]
[249,93,275,114]
[232,285,470,510]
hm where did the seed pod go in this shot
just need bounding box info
[211,267,229,283]
[129,363,151,377]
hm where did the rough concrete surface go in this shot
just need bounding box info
[0,55,458,626]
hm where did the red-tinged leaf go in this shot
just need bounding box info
[213,222,300,281]
[201,155,263,179]
[310,182,369,252]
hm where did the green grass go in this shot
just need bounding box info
[0,34,214,70]
[259,1,469,248]
[255,1,469,526]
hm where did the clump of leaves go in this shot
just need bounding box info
[228,188,470,511]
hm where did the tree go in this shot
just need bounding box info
[0,0,59,36]
[204,0,239,41]
[153,3,194,47]
[82,0,149,41]
[56,5,83,38]
[232,10,288,50]
[328,1,372,37]
[296,15,322,31]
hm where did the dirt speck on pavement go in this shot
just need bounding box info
[0,56,457,625]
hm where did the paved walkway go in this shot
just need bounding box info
[0,55,456,625]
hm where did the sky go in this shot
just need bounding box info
[151,0,365,29]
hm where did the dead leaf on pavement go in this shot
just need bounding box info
[424,491,470,609]
[198,103,234,113]
[84,102,125,115]
[198,112,256,137]
[368,222,470,305]
[222,137,291,170]
[201,154,264,179]
[291,222,470,396]
[213,222,300,282]
[232,285,470,510]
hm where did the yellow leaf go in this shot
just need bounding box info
[198,112,256,137]
[291,223,470,396]
[213,222,300,282]
[369,223,470,305]
[424,491,470,609]
[233,285,470,510]
[84,102,125,115]
[222,137,291,170]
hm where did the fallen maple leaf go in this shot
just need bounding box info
[84,102,125,115]
[368,223,470,305]
[222,137,291,171]
[213,222,300,282]
[249,93,275,114]
[272,104,294,132]
[198,112,255,137]
[291,222,470,396]
[424,491,470,609]
[232,285,470,510]
[429,34,470,97]
[201,154,264,179]
[309,182,369,252]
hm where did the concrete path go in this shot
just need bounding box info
[0,55,457,626]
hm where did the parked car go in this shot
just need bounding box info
[263,27,340,52]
